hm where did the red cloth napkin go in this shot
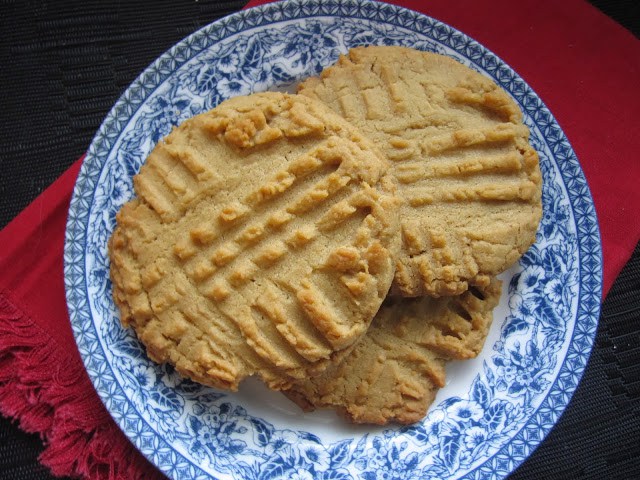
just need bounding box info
[0,1,638,479]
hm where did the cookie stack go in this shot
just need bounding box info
[109,46,542,425]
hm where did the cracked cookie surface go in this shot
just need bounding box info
[108,92,400,391]
[284,278,502,424]
[299,46,542,297]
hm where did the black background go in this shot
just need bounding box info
[0,1,638,479]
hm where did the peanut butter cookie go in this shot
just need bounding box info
[284,278,502,424]
[299,46,542,297]
[109,92,400,391]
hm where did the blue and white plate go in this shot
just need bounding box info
[64,1,602,479]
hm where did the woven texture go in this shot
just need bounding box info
[0,1,638,480]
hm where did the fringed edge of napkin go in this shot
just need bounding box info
[0,292,165,480]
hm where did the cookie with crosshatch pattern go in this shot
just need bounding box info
[108,92,400,391]
[299,46,542,297]
[284,278,502,424]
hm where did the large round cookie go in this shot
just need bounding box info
[284,278,502,425]
[109,92,400,391]
[299,46,542,297]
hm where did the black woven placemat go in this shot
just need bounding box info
[0,2,638,479]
